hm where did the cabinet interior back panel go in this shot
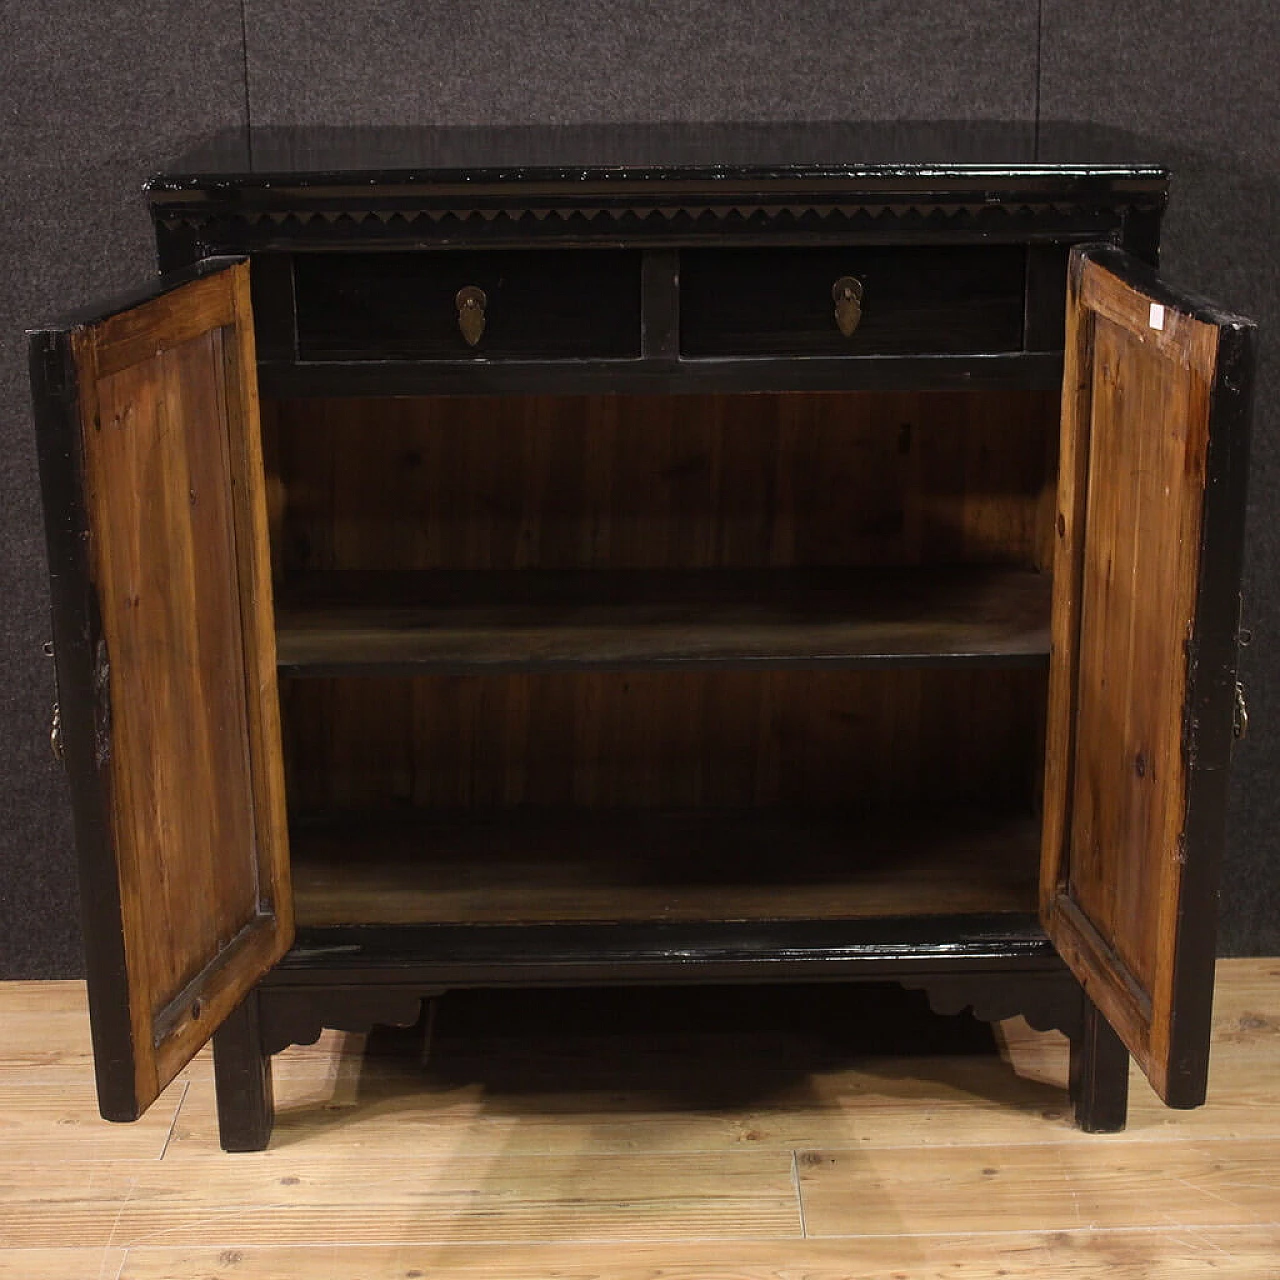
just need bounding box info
[281,668,1046,814]
[263,390,1059,575]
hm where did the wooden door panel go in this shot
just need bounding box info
[31,260,291,1120]
[1042,246,1254,1106]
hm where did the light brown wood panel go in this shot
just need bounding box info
[82,268,241,379]
[290,809,1039,926]
[72,262,291,1115]
[0,1079,184,1163]
[111,1231,1280,1280]
[1041,249,1233,1106]
[0,982,94,1069]
[90,333,258,1022]
[0,1250,127,1279]
[797,1140,1280,1236]
[266,390,1058,574]
[0,1152,800,1249]
[1073,315,1191,984]
[9,1104,1277,1249]
[281,667,1046,814]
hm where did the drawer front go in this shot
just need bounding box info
[680,247,1026,358]
[294,250,643,361]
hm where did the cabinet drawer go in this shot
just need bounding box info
[294,250,643,361]
[680,247,1026,357]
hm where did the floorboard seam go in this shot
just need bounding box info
[790,1149,808,1238]
[801,1221,1276,1242]
[157,1081,189,1161]
[112,1225,1280,1253]
[101,1173,139,1254]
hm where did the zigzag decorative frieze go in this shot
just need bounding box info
[157,198,1126,239]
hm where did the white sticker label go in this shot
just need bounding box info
[1149,302,1165,331]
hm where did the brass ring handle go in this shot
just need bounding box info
[832,276,864,338]
[456,286,487,347]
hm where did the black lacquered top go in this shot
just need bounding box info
[147,121,1167,191]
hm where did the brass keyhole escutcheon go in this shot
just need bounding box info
[833,276,864,338]
[456,286,487,347]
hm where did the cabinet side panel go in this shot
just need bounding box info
[31,332,140,1120]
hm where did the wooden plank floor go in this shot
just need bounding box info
[0,959,1276,1278]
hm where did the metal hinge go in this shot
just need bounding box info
[50,702,64,763]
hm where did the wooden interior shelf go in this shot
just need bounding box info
[289,808,1041,927]
[274,566,1051,676]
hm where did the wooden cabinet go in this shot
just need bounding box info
[29,125,1255,1151]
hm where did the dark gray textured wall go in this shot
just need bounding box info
[0,1,248,976]
[1,2,1276,976]
[1038,0,1280,956]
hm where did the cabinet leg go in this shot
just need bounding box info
[1069,997,1130,1132]
[211,989,275,1152]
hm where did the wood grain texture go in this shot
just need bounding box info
[797,1140,1280,1235]
[0,982,95,1069]
[0,962,1277,1275]
[1040,248,1224,1105]
[108,1231,1280,1280]
[289,809,1039,926]
[275,566,1052,675]
[0,1249,127,1279]
[0,1078,184,1163]
[265,390,1058,576]
[267,388,1055,859]
[280,667,1046,814]
[72,262,291,1115]
[0,1152,800,1248]
[81,268,238,380]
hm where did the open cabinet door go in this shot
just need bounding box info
[31,259,292,1121]
[1042,245,1254,1107]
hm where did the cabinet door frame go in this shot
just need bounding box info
[30,257,292,1122]
[1042,243,1254,1106]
